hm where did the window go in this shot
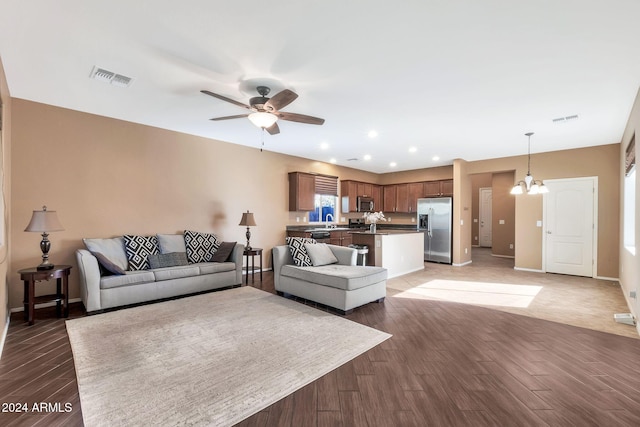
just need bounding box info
[309,194,337,222]
[308,174,338,223]
[624,135,636,254]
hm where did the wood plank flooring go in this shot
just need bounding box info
[2,251,640,426]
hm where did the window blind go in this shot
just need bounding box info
[626,134,636,176]
[314,174,338,196]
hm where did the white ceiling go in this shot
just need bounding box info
[2,0,640,173]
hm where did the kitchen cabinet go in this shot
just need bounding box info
[424,179,453,197]
[407,182,425,213]
[289,172,315,211]
[383,184,409,213]
[342,180,378,213]
[286,230,352,246]
[341,180,358,213]
[395,183,409,213]
[382,185,397,212]
[329,230,352,246]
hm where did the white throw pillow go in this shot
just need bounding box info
[304,243,338,267]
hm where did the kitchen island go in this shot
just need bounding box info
[351,229,424,278]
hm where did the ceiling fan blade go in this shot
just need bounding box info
[266,122,280,135]
[201,90,250,110]
[209,114,250,121]
[265,89,298,111]
[277,111,325,125]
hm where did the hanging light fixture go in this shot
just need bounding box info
[510,132,549,195]
[248,112,278,129]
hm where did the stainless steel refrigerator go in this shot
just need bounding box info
[417,197,452,264]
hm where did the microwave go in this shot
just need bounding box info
[357,196,374,212]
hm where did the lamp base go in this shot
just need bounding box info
[37,264,55,271]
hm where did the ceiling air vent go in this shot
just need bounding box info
[90,66,134,87]
[552,114,579,124]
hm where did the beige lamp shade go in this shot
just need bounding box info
[238,211,257,227]
[24,206,65,232]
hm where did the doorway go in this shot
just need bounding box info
[543,177,597,277]
[479,187,492,247]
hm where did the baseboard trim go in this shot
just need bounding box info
[492,254,515,259]
[514,267,544,273]
[595,275,620,282]
[10,297,83,313]
[453,260,472,267]
[0,312,9,360]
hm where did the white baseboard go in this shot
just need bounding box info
[595,275,620,282]
[514,267,544,273]
[453,260,472,267]
[0,312,9,361]
[492,254,515,259]
[10,297,83,313]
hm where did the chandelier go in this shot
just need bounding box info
[510,132,549,195]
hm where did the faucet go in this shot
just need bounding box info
[325,213,334,228]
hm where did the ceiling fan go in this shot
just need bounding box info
[201,86,325,135]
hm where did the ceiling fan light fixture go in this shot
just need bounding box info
[248,112,278,129]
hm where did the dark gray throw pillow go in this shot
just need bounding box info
[91,251,126,275]
[210,242,237,262]
[148,252,189,269]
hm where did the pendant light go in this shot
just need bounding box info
[510,132,549,195]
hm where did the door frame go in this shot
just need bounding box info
[478,187,492,247]
[542,176,598,277]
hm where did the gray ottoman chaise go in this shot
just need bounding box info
[272,242,387,314]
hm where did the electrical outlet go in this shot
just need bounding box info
[465,248,468,254]
[474,236,478,241]
[509,243,514,249]
[303,217,307,222]
[499,219,505,225]
[296,217,300,223]
[411,217,415,223]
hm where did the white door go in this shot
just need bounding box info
[544,177,596,277]
[479,188,492,247]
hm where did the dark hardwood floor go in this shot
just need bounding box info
[2,262,640,426]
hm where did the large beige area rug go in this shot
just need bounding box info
[66,286,391,426]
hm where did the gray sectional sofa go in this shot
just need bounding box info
[272,243,387,314]
[76,233,243,313]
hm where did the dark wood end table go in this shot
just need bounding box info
[243,248,263,285]
[19,264,72,325]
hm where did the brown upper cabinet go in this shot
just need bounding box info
[341,180,382,213]
[424,179,453,197]
[407,182,425,213]
[289,172,315,211]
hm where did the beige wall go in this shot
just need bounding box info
[471,173,492,247]
[0,56,11,356]
[6,97,625,311]
[619,88,640,322]
[8,100,378,310]
[461,144,620,276]
[491,171,515,257]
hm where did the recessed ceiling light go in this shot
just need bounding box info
[408,146,417,153]
[368,130,378,138]
[320,142,329,150]
[432,156,440,161]
[363,154,372,161]
[329,158,337,164]
[389,162,397,167]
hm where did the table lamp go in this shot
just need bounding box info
[238,210,257,250]
[24,205,65,270]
